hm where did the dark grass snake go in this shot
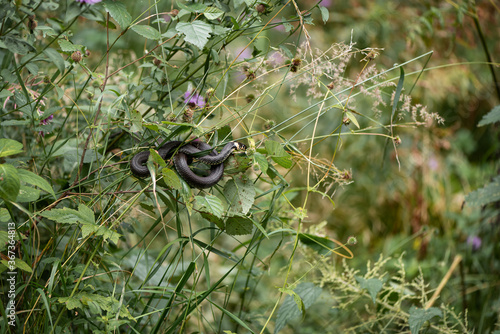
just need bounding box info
[130,140,246,189]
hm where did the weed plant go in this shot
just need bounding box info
[0,0,498,333]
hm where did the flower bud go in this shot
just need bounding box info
[71,51,82,63]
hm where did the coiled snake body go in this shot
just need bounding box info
[130,140,246,189]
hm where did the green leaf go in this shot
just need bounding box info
[149,149,167,167]
[176,21,213,50]
[200,212,225,230]
[0,138,23,158]
[103,0,132,28]
[195,194,224,218]
[478,105,500,127]
[204,6,224,20]
[2,36,35,55]
[344,110,360,129]
[392,66,405,120]
[355,277,383,304]
[0,164,20,202]
[57,39,83,52]
[274,283,323,334]
[13,258,33,273]
[253,152,268,173]
[17,169,56,199]
[299,233,341,255]
[17,185,40,202]
[265,140,292,169]
[223,177,255,215]
[408,306,442,334]
[43,48,65,74]
[465,175,500,207]
[0,208,9,222]
[58,292,134,320]
[161,167,182,190]
[225,215,253,236]
[131,25,161,40]
[319,6,329,23]
[40,204,95,225]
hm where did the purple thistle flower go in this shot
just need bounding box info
[75,0,102,4]
[184,90,206,109]
[467,235,482,251]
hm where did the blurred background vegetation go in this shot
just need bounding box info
[1,0,499,333]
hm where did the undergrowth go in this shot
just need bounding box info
[0,0,496,333]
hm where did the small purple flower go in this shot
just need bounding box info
[39,114,54,125]
[467,235,482,251]
[184,90,206,109]
[75,0,102,4]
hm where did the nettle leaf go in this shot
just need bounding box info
[161,168,182,190]
[275,283,323,334]
[223,177,255,215]
[195,194,224,218]
[408,306,442,334]
[0,164,20,202]
[58,39,83,52]
[265,140,292,169]
[131,25,161,40]
[40,203,95,225]
[0,138,23,158]
[17,169,56,199]
[465,175,500,207]
[225,215,253,236]
[176,21,212,50]
[103,0,132,28]
[478,105,500,127]
[356,276,384,304]
[204,6,224,20]
[58,292,134,320]
[2,36,36,55]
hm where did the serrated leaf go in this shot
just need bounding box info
[408,306,442,334]
[275,283,323,334]
[57,39,83,52]
[265,140,292,169]
[103,0,132,28]
[162,167,182,190]
[195,194,224,218]
[204,6,224,20]
[225,215,253,235]
[356,277,383,304]
[2,36,35,55]
[478,105,500,127]
[223,177,255,215]
[0,138,23,158]
[0,164,20,202]
[465,175,500,207]
[17,169,56,199]
[131,25,161,40]
[43,48,65,74]
[319,6,329,23]
[176,21,212,50]
[40,204,95,225]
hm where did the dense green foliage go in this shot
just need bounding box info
[0,0,499,333]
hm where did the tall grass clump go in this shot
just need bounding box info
[0,0,484,333]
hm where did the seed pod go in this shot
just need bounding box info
[71,51,82,63]
[256,3,266,14]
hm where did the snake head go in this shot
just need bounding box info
[234,142,247,151]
